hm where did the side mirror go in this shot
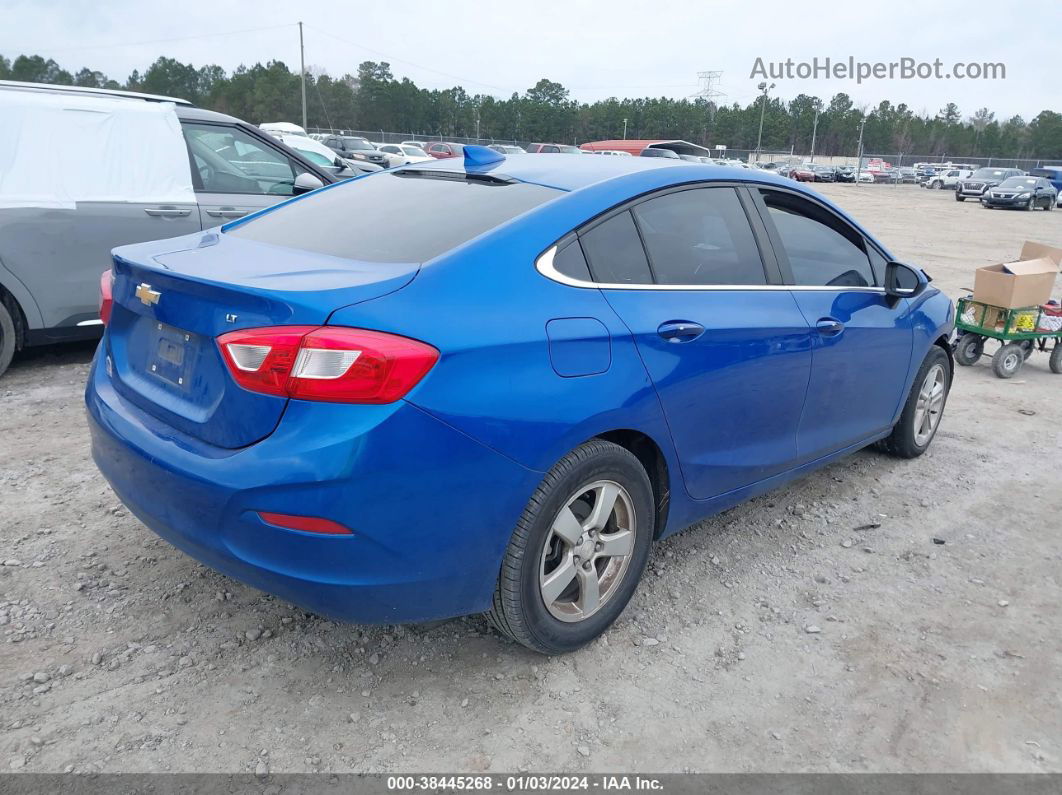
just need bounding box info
[293,172,324,194]
[884,261,928,300]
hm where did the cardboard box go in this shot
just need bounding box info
[973,241,1062,309]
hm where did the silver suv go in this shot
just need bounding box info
[0,81,352,377]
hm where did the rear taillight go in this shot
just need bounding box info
[99,270,114,326]
[217,326,438,404]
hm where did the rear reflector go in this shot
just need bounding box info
[99,270,114,326]
[258,511,352,535]
[217,326,438,403]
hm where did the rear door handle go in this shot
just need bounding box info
[657,320,705,342]
[205,208,248,218]
[144,207,192,218]
[816,318,845,336]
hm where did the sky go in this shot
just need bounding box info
[3,0,1059,120]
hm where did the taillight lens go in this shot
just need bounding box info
[99,270,114,326]
[217,326,438,404]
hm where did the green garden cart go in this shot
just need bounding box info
[953,295,1062,378]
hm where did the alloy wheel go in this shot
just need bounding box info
[539,480,636,623]
[912,363,947,446]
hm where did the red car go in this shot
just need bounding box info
[788,165,816,182]
[424,142,465,159]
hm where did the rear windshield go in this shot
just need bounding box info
[226,171,561,262]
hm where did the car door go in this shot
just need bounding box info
[751,187,914,462]
[181,122,312,226]
[581,185,814,500]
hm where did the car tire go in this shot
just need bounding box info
[955,193,964,201]
[954,334,984,366]
[488,439,654,654]
[1025,198,1035,211]
[0,299,16,379]
[1050,344,1062,374]
[936,181,946,190]
[1046,200,1054,211]
[879,346,950,459]
[992,343,1025,379]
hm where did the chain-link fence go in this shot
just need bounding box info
[305,129,1062,171]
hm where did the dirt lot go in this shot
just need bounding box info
[1,184,1060,775]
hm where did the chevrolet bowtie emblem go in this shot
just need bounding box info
[135,283,161,306]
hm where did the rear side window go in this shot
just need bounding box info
[552,239,592,281]
[631,187,765,285]
[227,172,560,263]
[760,190,876,287]
[579,211,653,285]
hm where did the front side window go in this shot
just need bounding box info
[183,123,299,196]
[760,190,875,288]
[631,188,765,285]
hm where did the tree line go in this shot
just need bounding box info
[3,52,1061,159]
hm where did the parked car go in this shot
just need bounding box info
[259,121,308,138]
[898,168,919,184]
[981,176,1057,210]
[527,143,583,154]
[375,143,432,166]
[86,148,953,654]
[922,169,972,190]
[639,148,680,159]
[807,164,836,182]
[424,142,465,159]
[319,135,390,169]
[0,80,346,378]
[1028,166,1062,194]
[278,134,382,176]
[855,171,876,183]
[834,166,856,183]
[489,144,527,155]
[955,167,1025,201]
[788,165,816,182]
[754,162,782,171]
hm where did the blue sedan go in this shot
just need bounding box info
[86,147,954,654]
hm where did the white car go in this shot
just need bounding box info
[593,149,633,157]
[856,171,876,183]
[922,169,972,190]
[376,143,433,165]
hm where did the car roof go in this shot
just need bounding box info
[174,105,244,124]
[0,79,192,105]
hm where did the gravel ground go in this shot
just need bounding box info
[1,184,1060,774]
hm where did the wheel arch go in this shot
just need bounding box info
[592,428,671,539]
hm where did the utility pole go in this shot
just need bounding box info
[809,100,821,162]
[690,70,725,146]
[854,115,866,187]
[622,118,628,139]
[298,21,307,132]
[755,81,775,159]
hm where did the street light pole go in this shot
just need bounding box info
[809,101,821,162]
[622,118,628,140]
[298,21,307,132]
[755,81,775,159]
[854,115,866,187]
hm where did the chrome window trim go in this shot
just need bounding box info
[535,246,886,293]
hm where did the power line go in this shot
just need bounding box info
[3,23,296,55]
[304,25,512,93]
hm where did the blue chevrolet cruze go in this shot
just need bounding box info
[86,148,954,654]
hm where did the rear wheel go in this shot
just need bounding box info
[880,347,950,459]
[488,440,654,654]
[954,334,984,366]
[992,343,1025,378]
[0,300,16,379]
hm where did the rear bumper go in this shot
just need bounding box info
[85,347,539,624]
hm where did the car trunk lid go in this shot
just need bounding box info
[106,230,418,448]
